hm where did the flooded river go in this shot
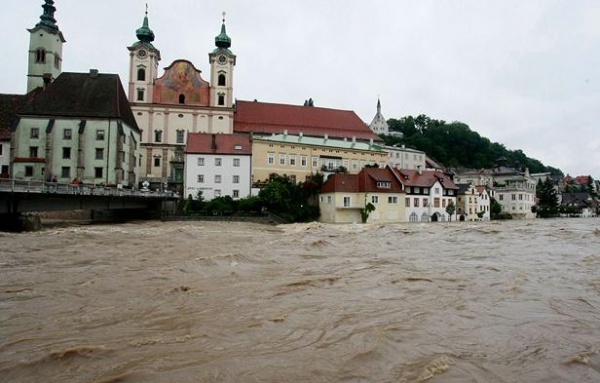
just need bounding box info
[1,219,599,382]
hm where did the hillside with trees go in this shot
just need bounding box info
[382,115,562,175]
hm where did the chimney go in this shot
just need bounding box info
[299,132,303,139]
[324,134,328,141]
[89,69,99,78]
[369,138,374,146]
[417,165,422,175]
[352,136,356,143]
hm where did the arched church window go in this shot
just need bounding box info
[179,94,186,104]
[218,74,226,86]
[218,93,225,106]
[35,49,46,63]
[137,68,146,81]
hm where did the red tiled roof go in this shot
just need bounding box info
[321,167,403,194]
[234,100,382,142]
[321,173,359,194]
[574,175,591,185]
[185,133,251,155]
[392,168,459,190]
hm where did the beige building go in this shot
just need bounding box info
[251,133,388,185]
[319,167,406,224]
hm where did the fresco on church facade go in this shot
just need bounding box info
[153,60,210,106]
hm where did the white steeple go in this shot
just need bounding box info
[369,97,389,135]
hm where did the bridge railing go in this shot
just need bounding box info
[0,178,179,199]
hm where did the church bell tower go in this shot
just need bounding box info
[127,5,161,103]
[27,0,65,93]
[209,13,236,108]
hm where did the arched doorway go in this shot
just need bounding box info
[431,212,439,222]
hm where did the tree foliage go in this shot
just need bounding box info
[257,173,321,222]
[536,178,559,218]
[384,114,562,175]
[445,200,456,221]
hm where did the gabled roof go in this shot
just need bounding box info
[392,168,459,190]
[19,72,139,131]
[186,133,251,155]
[561,192,597,207]
[574,175,592,185]
[234,100,382,142]
[321,167,403,194]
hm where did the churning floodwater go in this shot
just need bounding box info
[1,218,599,383]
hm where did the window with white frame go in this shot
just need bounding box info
[215,175,222,183]
[233,175,239,183]
[312,156,318,168]
[301,156,307,167]
[215,158,222,166]
[233,190,239,198]
[197,174,204,183]
[279,153,286,165]
[371,196,379,204]
[327,195,332,204]
[388,196,398,203]
[343,196,351,207]
[289,155,296,166]
[233,158,240,167]
[268,153,274,164]
[198,157,205,166]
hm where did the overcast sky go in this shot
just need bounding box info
[2,0,599,177]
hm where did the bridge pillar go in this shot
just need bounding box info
[0,213,42,232]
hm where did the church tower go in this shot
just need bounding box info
[127,6,161,103]
[209,14,236,108]
[369,97,390,135]
[27,0,65,93]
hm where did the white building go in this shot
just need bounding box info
[184,133,252,200]
[384,144,426,171]
[12,72,141,186]
[391,168,459,222]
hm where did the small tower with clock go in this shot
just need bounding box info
[127,5,161,104]
[209,13,236,108]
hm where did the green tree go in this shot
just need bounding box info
[445,200,456,221]
[360,202,376,223]
[536,178,559,218]
[490,198,503,220]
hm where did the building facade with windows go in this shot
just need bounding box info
[127,10,236,193]
[11,71,141,186]
[319,166,405,223]
[184,133,251,200]
[384,144,426,171]
[251,133,388,186]
[391,168,459,222]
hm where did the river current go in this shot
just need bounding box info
[1,219,599,383]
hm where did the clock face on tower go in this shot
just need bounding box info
[138,49,147,59]
[218,55,227,65]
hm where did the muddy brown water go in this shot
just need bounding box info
[1,219,599,382]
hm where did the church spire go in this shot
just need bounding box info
[136,4,155,43]
[35,0,59,32]
[215,12,232,49]
[377,97,381,113]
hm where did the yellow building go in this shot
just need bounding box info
[251,133,388,185]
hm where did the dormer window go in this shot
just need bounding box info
[377,181,391,189]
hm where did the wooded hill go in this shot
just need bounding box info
[382,115,562,175]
